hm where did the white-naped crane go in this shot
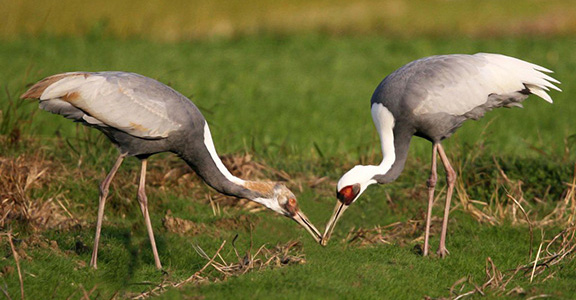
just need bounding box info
[21,71,322,269]
[321,53,561,257]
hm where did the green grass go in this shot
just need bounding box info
[3,35,575,160]
[1,35,576,299]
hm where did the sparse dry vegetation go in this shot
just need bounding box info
[0,153,78,232]
[130,239,305,299]
[1,2,575,296]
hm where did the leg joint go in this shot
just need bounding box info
[446,168,457,185]
[427,174,437,188]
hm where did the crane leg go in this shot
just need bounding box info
[437,144,456,258]
[423,144,439,256]
[137,159,163,269]
[90,153,127,269]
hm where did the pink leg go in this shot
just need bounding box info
[436,144,457,258]
[137,159,163,269]
[423,144,439,257]
[90,153,127,269]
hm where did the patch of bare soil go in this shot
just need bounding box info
[162,211,207,235]
[211,214,259,231]
[0,233,62,264]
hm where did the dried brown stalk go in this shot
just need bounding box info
[131,240,227,299]
[130,239,305,299]
[447,225,576,299]
[345,217,442,248]
[1,232,25,300]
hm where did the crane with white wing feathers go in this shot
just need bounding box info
[21,72,322,269]
[320,53,561,257]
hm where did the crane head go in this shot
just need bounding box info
[320,165,378,246]
[252,183,322,243]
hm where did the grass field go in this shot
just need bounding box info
[2,1,576,299]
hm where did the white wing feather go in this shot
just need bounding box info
[40,72,182,138]
[412,53,561,116]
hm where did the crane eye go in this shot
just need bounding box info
[337,184,360,205]
[284,198,299,216]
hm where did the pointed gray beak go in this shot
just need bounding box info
[320,201,349,246]
[292,211,322,243]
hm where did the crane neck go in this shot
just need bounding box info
[177,122,262,201]
[371,104,413,184]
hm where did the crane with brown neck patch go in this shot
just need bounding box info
[21,71,321,269]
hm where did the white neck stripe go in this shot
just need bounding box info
[202,122,245,186]
[371,104,396,171]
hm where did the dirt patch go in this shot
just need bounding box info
[162,211,260,236]
[1,233,61,261]
[212,214,259,231]
[162,211,207,235]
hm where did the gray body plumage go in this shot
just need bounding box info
[370,53,560,184]
[325,53,560,255]
[21,71,324,268]
[33,72,258,199]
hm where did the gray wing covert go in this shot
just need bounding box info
[404,55,496,117]
[395,54,558,118]
[40,72,185,138]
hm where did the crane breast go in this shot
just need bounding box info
[39,72,182,138]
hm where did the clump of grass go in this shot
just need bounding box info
[0,87,36,149]
[456,160,576,228]
[345,217,442,250]
[445,225,576,299]
[130,239,305,299]
[0,153,76,231]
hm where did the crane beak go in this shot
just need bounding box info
[320,201,349,246]
[292,211,322,243]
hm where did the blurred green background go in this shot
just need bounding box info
[3,0,576,40]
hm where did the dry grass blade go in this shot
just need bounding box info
[458,160,576,230]
[447,225,576,299]
[130,239,305,299]
[131,241,227,299]
[0,154,78,231]
[1,232,25,300]
[541,164,576,226]
[507,194,534,259]
[345,217,442,249]
[530,242,544,283]
[455,180,499,226]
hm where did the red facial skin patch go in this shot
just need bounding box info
[337,185,357,205]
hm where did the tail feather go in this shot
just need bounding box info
[476,53,561,103]
[21,72,85,99]
[526,84,553,103]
